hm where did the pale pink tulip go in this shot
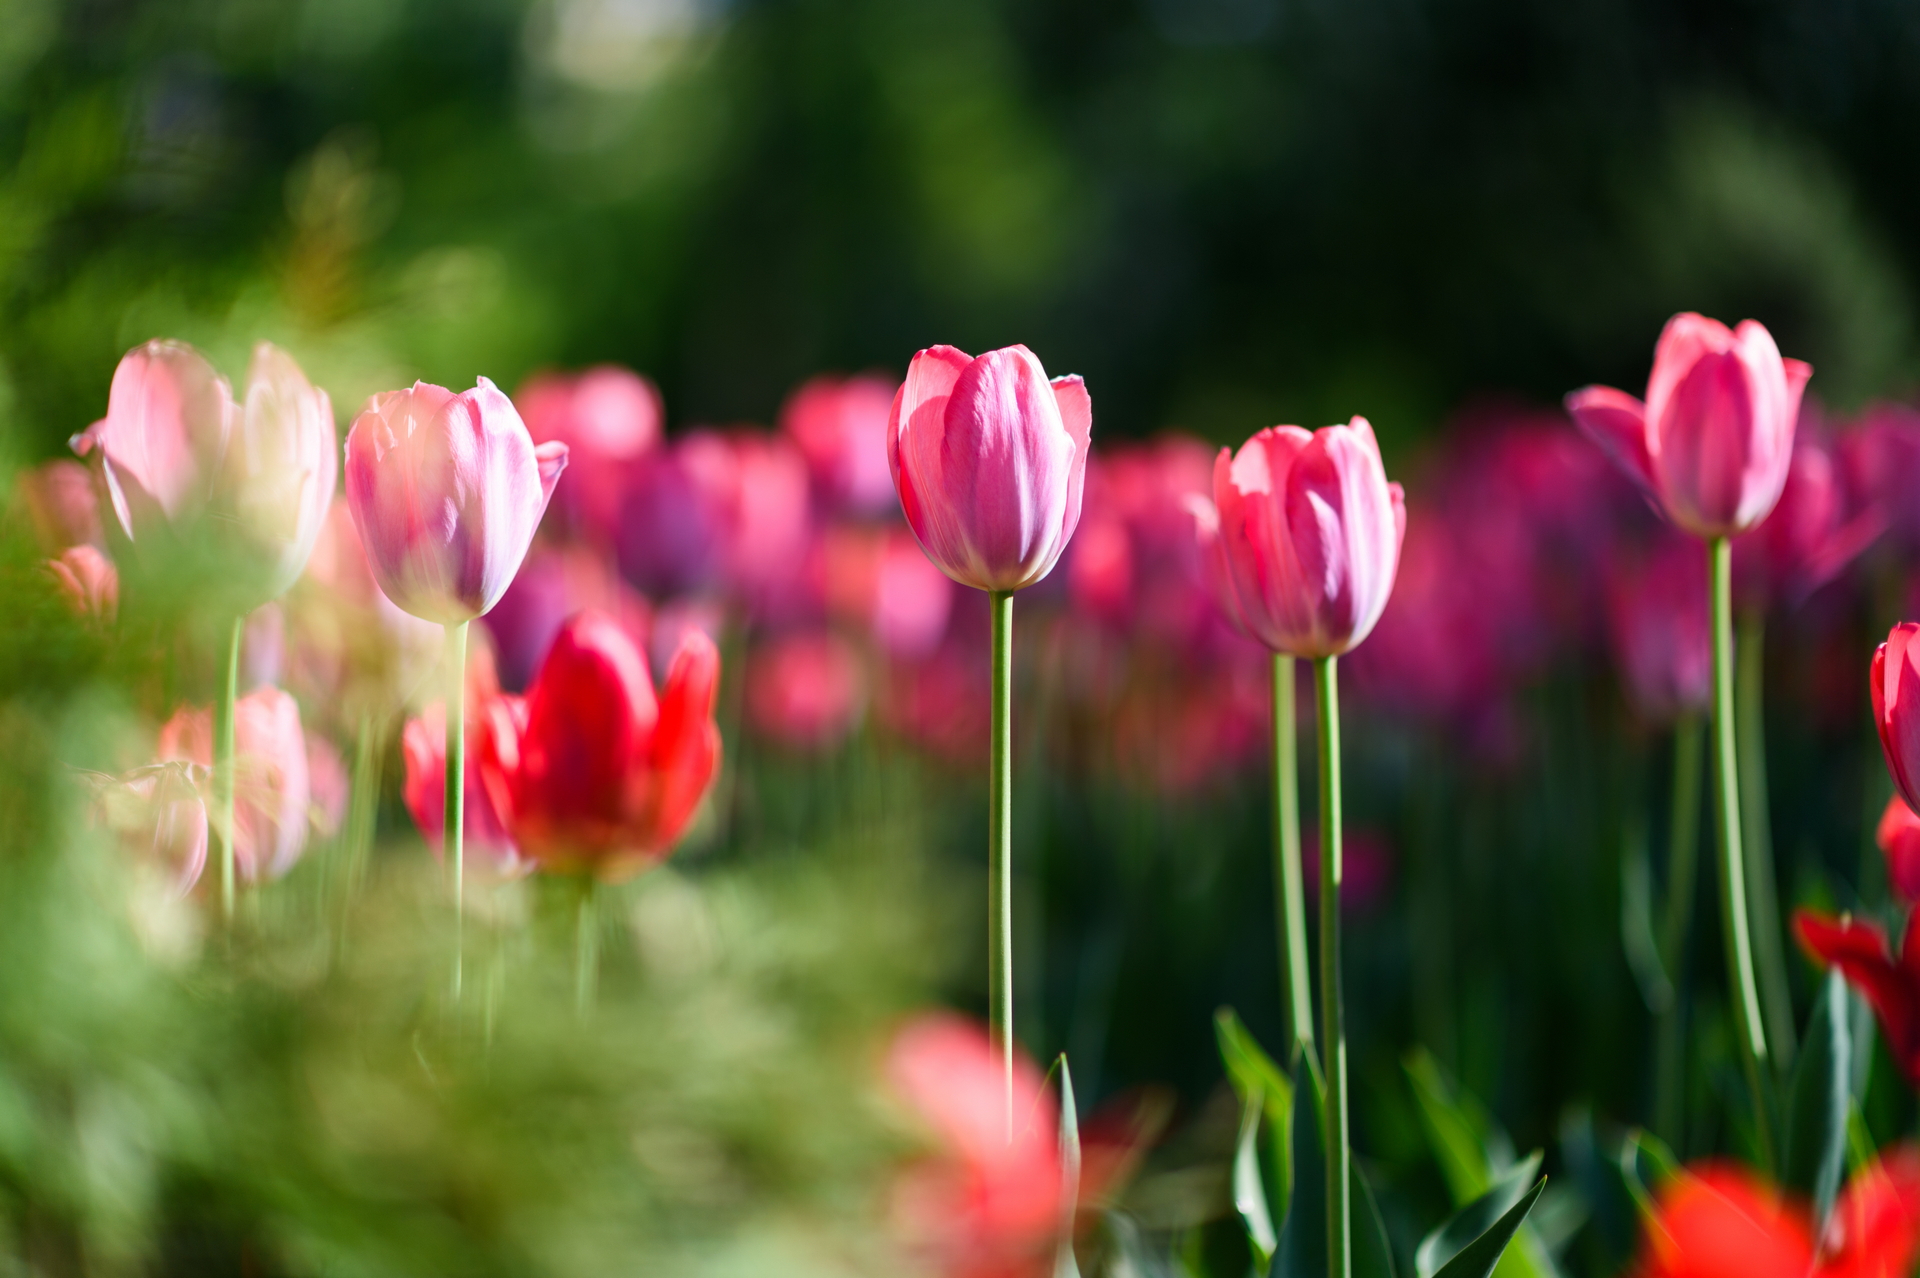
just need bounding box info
[887,345,1092,593]
[90,761,209,897]
[1567,313,1810,538]
[220,343,337,601]
[46,544,117,622]
[70,340,234,541]
[344,379,568,623]
[159,687,311,880]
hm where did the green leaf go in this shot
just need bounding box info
[1100,1212,1175,1278]
[1404,1049,1497,1203]
[1217,1008,1293,1227]
[1234,1084,1279,1267]
[1417,1153,1543,1278]
[1782,969,1850,1230]
[1429,1177,1548,1278]
[1056,1054,1083,1278]
[1273,1054,1327,1278]
[1354,1161,1399,1278]
[1616,1128,1680,1222]
[1620,831,1674,1014]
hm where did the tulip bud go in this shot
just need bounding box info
[220,342,338,603]
[1212,417,1406,658]
[887,344,1092,593]
[1878,796,1920,905]
[46,544,118,623]
[70,339,234,542]
[344,378,568,624]
[159,686,311,881]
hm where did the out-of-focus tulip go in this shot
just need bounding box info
[90,761,209,897]
[724,431,813,615]
[219,343,338,603]
[888,344,1092,593]
[816,525,954,658]
[1734,433,1882,610]
[159,686,311,881]
[15,458,102,550]
[882,639,990,766]
[46,544,117,622]
[781,373,899,515]
[1880,797,1920,906]
[1067,515,1131,626]
[70,339,233,542]
[746,630,865,751]
[478,611,721,879]
[1607,537,1712,723]
[1796,910,1920,1082]
[1213,417,1406,658]
[1842,404,1920,554]
[518,365,662,541]
[1568,313,1810,539]
[344,379,568,623]
[306,735,349,840]
[243,602,285,690]
[483,543,653,692]
[1873,624,1920,817]
[886,1013,1063,1278]
[648,598,725,685]
[1303,828,1394,913]
[1823,1148,1920,1278]
[403,659,527,878]
[1630,1163,1813,1278]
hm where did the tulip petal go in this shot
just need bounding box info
[534,440,570,505]
[1566,385,1655,496]
[1880,627,1920,815]
[651,630,723,853]
[1051,374,1094,552]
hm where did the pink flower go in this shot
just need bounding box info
[1874,624,1920,818]
[402,658,528,879]
[816,524,954,657]
[158,686,311,880]
[886,1014,1063,1278]
[1302,827,1395,913]
[1733,430,1882,610]
[746,630,866,751]
[1567,313,1810,538]
[46,544,117,622]
[220,343,338,602]
[70,339,233,541]
[1212,417,1406,658]
[306,734,349,840]
[781,373,899,514]
[888,345,1092,593]
[343,379,569,624]
[90,761,209,897]
[1877,796,1920,907]
[14,459,102,550]
[1843,404,1920,553]
[1607,535,1712,722]
[517,365,662,542]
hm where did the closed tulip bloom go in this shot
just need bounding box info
[1631,1164,1813,1278]
[1567,313,1810,539]
[220,343,338,602]
[888,344,1092,593]
[1873,624,1920,816]
[159,686,311,881]
[344,378,569,624]
[1880,797,1920,905]
[46,544,118,623]
[1733,434,1883,611]
[479,610,721,879]
[1212,417,1406,658]
[70,339,234,542]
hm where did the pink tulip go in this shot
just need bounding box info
[1073,437,1221,651]
[1607,536,1712,722]
[1567,313,1810,538]
[1212,417,1406,658]
[89,761,209,897]
[15,459,102,550]
[220,343,338,601]
[45,544,117,622]
[746,630,866,751]
[306,734,349,840]
[1875,624,1920,820]
[1733,429,1882,610]
[887,345,1092,593]
[815,525,954,657]
[344,379,569,623]
[70,339,233,541]
[780,373,899,514]
[518,365,662,542]
[159,686,311,880]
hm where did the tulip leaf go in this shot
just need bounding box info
[1100,1212,1175,1278]
[1427,1176,1549,1278]
[1783,969,1850,1230]
[1354,1161,1399,1278]
[1056,1054,1083,1278]
[1233,1084,1279,1267]
[1272,1054,1326,1278]
[1615,1128,1679,1221]
[1619,832,1673,1014]
[1216,1006,1295,1214]
[1404,1049,1500,1203]
[1417,1152,1543,1278]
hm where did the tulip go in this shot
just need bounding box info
[1796,910,1920,1082]
[290,499,443,720]
[478,610,721,880]
[886,1014,1063,1278]
[403,700,527,880]
[746,630,865,751]
[518,364,661,543]
[1607,538,1712,722]
[1881,625,1920,816]
[781,373,899,515]
[1567,313,1809,539]
[159,685,311,882]
[69,339,233,543]
[483,543,652,691]
[15,458,102,551]
[1880,796,1920,905]
[1733,435,1882,612]
[816,524,954,658]
[306,734,349,841]
[89,761,209,898]
[219,343,338,604]
[45,544,118,623]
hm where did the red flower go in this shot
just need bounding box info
[1823,1147,1920,1278]
[478,610,720,880]
[401,652,528,880]
[1873,625,1920,816]
[1795,909,1920,1082]
[1878,797,1920,906]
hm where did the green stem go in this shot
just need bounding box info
[1736,610,1796,1074]
[345,713,380,897]
[445,620,469,1004]
[575,879,598,1017]
[1654,712,1703,1148]
[1708,538,1774,1169]
[215,614,243,922]
[1272,653,1315,1059]
[1314,656,1350,1278]
[989,589,1014,1140]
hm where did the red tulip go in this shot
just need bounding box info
[1881,798,1920,906]
[89,761,209,898]
[70,339,233,541]
[1823,1148,1920,1278]
[886,1013,1063,1278]
[220,343,338,602]
[888,344,1092,593]
[781,373,899,515]
[1631,1163,1814,1278]
[483,543,652,691]
[1795,910,1920,1082]
[1733,433,1882,611]
[517,365,661,542]
[1607,536,1712,722]
[746,630,865,751]
[46,544,118,623]
[14,459,102,551]
[159,686,311,881]
[478,610,721,879]
[403,699,527,880]
[1873,624,1920,816]
[344,379,568,623]
[1212,417,1406,658]
[1568,313,1810,538]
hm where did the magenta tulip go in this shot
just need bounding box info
[221,343,338,601]
[1606,536,1711,723]
[1567,313,1810,538]
[1874,623,1920,818]
[1732,433,1882,611]
[887,344,1092,593]
[343,379,569,624]
[1212,417,1406,658]
[518,365,661,543]
[746,630,866,751]
[70,339,233,542]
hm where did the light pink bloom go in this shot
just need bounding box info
[344,379,568,624]
[287,499,442,718]
[518,365,662,542]
[1212,417,1406,658]
[746,630,866,751]
[306,734,349,840]
[159,686,311,880]
[15,459,102,550]
[70,339,233,541]
[90,761,209,897]
[220,343,338,601]
[46,544,117,622]
[1567,313,1810,538]
[888,345,1092,593]
[781,373,899,514]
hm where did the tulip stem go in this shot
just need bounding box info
[1313,655,1350,1278]
[215,613,243,923]
[445,620,468,1006]
[575,879,598,1018]
[989,588,1014,1141]
[1708,538,1774,1169]
[1654,711,1703,1147]
[1736,610,1796,1075]
[1272,653,1315,1060]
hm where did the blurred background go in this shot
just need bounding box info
[3,1,1920,1274]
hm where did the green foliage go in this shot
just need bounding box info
[1782,970,1851,1230]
